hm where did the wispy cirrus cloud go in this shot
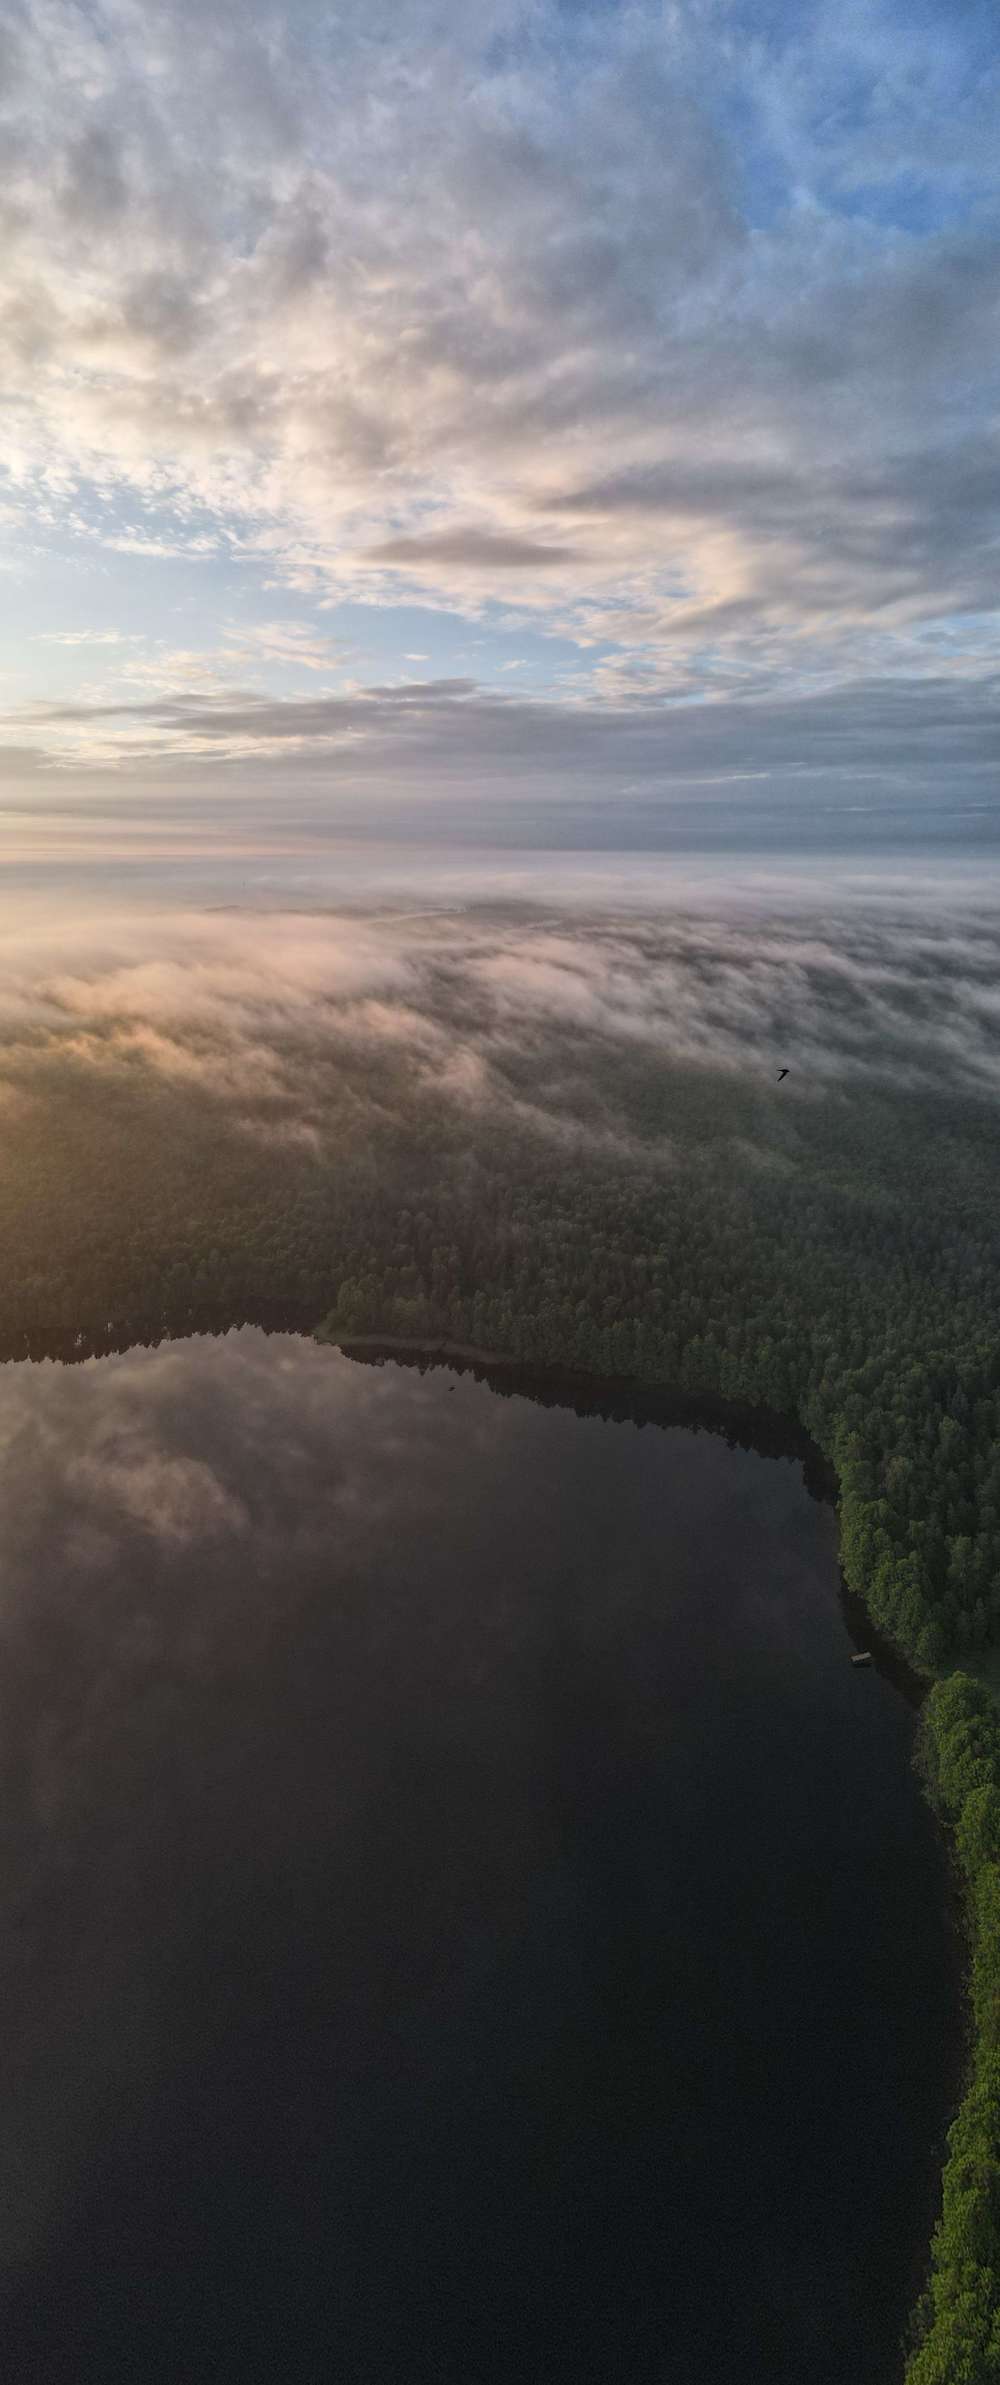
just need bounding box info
[37,630,141,648]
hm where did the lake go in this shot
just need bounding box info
[0,1330,960,2383]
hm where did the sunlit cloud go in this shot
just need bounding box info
[0,0,996,832]
[1,889,1000,1191]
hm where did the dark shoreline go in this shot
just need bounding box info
[0,1301,928,1703]
[0,1305,836,1487]
[328,1332,934,1710]
[329,1327,838,1483]
[0,1308,835,1480]
[0,1299,324,1371]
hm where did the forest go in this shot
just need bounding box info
[3,992,1000,1674]
[910,1677,1000,2383]
[3,897,1000,2377]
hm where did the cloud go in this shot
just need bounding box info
[0,0,996,721]
[1,884,1000,1192]
[3,673,995,844]
[225,621,352,672]
[0,744,48,775]
[103,534,197,558]
[39,630,141,648]
[365,529,586,572]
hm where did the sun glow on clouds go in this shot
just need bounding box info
[2,883,1000,1137]
[0,0,997,835]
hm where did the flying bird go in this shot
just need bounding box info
[777,1067,789,1080]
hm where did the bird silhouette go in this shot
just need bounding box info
[777,1067,789,1080]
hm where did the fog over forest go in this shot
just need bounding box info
[5,868,1000,1131]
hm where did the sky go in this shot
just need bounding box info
[1,0,997,864]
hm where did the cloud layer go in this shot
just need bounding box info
[1,0,998,816]
[3,889,1000,1173]
[5,670,998,846]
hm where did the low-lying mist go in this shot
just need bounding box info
[3,872,1000,1141]
[0,862,997,1355]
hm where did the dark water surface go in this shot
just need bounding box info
[0,1332,960,2384]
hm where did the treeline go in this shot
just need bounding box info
[907,1675,1000,2381]
[322,1132,1000,1672]
[2,1041,1000,1667]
